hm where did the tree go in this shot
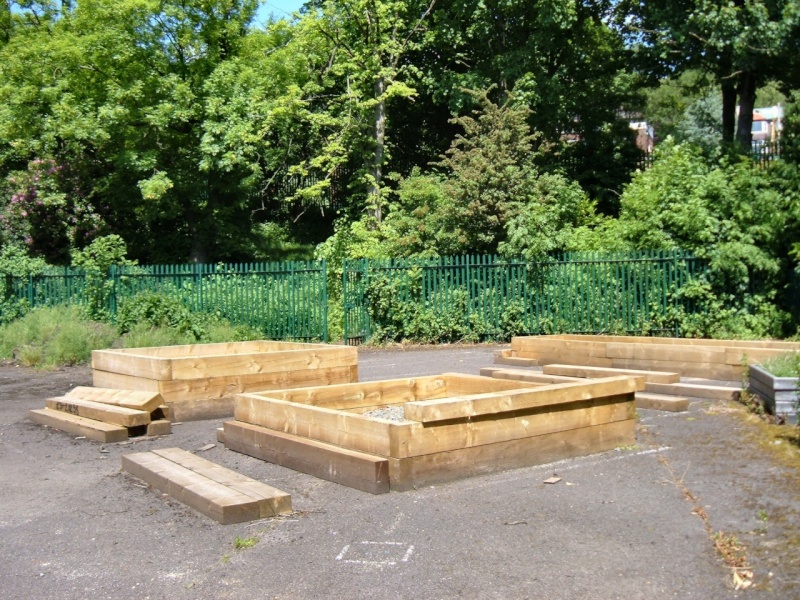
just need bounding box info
[0,0,262,262]
[622,0,800,149]
[307,0,437,223]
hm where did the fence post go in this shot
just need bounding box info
[342,259,349,343]
[321,260,328,343]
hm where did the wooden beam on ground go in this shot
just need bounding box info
[403,376,640,423]
[66,386,164,414]
[635,392,689,412]
[29,408,128,443]
[222,421,390,494]
[542,364,680,384]
[46,397,150,428]
[122,448,291,524]
[645,382,740,402]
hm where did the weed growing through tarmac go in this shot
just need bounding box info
[233,536,259,550]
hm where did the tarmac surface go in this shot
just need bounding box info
[1,345,799,599]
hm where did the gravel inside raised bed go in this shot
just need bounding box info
[362,405,408,422]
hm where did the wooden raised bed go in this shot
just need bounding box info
[749,365,799,424]
[93,341,358,421]
[221,373,637,493]
[501,335,800,381]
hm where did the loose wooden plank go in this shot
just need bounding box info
[645,382,740,401]
[29,408,128,443]
[222,421,390,495]
[122,449,291,524]
[235,394,395,457]
[542,364,680,384]
[66,386,164,413]
[46,396,150,427]
[388,419,635,491]
[479,367,578,385]
[402,376,639,423]
[635,392,689,412]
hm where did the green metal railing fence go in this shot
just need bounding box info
[1,261,328,341]
[1,252,709,344]
[342,251,706,344]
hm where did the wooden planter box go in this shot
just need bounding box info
[221,373,637,493]
[92,341,358,422]
[749,365,799,424]
[503,335,800,381]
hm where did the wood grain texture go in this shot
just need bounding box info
[122,448,291,524]
[635,392,689,412]
[479,367,578,385]
[388,419,635,491]
[542,364,678,384]
[645,382,740,401]
[29,408,128,443]
[46,397,150,427]
[65,386,164,413]
[402,377,639,423]
[222,421,390,494]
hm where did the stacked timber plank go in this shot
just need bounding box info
[220,373,638,493]
[29,387,171,442]
[122,448,292,524]
[92,341,359,421]
[500,335,800,381]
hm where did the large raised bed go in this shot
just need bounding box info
[501,335,800,381]
[221,373,637,493]
[93,341,358,421]
[749,365,799,424]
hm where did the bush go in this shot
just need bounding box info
[116,291,205,339]
[0,306,115,367]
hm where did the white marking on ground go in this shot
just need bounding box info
[336,541,415,566]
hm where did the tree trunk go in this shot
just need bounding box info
[735,70,757,151]
[369,76,386,224]
[721,78,737,145]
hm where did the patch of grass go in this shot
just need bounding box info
[120,322,197,349]
[233,536,258,550]
[758,509,769,523]
[0,306,116,368]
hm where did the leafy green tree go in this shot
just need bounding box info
[622,0,800,149]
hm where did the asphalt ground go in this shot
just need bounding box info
[1,345,799,599]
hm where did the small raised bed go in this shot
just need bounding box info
[221,373,638,492]
[92,341,358,421]
[749,365,799,424]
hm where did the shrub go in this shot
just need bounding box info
[116,292,205,339]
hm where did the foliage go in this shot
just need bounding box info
[0,306,115,368]
[70,235,137,321]
[760,352,800,378]
[116,292,206,339]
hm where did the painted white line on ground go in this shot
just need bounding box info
[336,541,416,566]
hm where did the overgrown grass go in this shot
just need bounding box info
[759,352,800,378]
[0,306,116,368]
[0,305,266,367]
